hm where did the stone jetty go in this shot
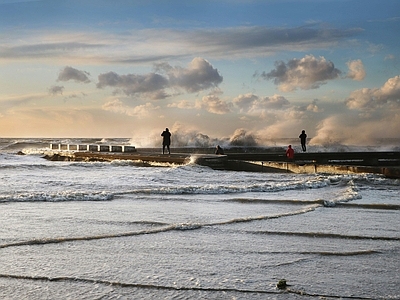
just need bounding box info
[43,144,400,179]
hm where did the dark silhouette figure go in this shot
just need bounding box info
[286,145,294,160]
[215,145,224,155]
[299,130,307,152]
[161,128,171,154]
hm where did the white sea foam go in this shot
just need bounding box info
[0,191,114,203]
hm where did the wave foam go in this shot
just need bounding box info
[0,191,114,203]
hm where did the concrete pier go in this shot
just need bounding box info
[44,146,400,178]
[222,151,400,178]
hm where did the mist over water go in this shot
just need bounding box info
[128,128,400,153]
[1,132,399,159]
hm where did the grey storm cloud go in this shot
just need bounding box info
[97,58,223,99]
[58,66,91,83]
[48,85,64,95]
[261,55,342,92]
[97,72,169,99]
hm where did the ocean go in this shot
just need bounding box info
[0,138,399,299]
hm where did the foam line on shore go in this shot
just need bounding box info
[0,273,376,299]
[0,206,320,249]
[3,203,397,252]
[246,230,400,241]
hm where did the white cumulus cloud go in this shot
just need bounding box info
[345,75,400,110]
[195,94,232,114]
[346,59,366,81]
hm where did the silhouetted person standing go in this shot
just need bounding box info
[299,130,307,152]
[161,128,171,154]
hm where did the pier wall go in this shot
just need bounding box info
[229,160,400,179]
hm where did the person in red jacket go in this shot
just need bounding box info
[286,145,294,160]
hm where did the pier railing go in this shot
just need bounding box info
[49,144,136,153]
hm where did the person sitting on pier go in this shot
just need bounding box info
[286,145,294,160]
[215,145,225,155]
[161,128,171,154]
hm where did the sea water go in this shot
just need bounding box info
[0,138,399,299]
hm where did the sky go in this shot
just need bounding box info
[0,0,399,147]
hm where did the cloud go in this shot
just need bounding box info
[167,100,195,109]
[102,99,160,117]
[57,66,91,83]
[367,42,384,54]
[0,94,44,112]
[146,25,361,60]
[0,41,105,62]
[261,55,341,92]
[233,93,290,112]
[188,23,360,53]
[0,25,362,64]
[232,93,259,111]
[195,94,232,114]
[270,96,290,109]
[385,54,395,61]
[62,92,87,101]
[97,58,222,99]
[97,72,169,99]
[345,75,400,110]
[346,59,365,81]
[306,99,323,112]
[155,57,223,93]
[48,85,64,95]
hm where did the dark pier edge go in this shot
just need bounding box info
[43,148,400,179]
